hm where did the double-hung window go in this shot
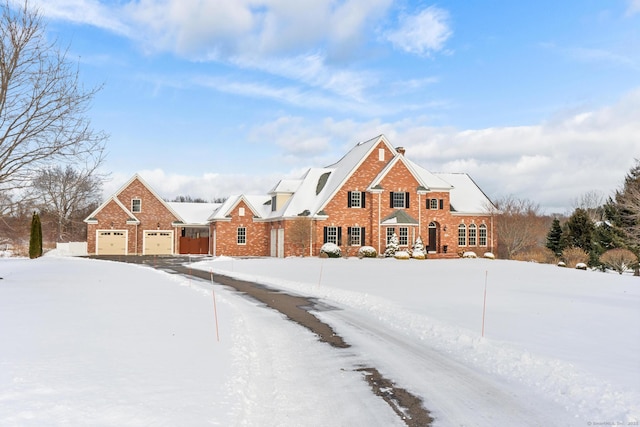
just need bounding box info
[347,227,365,246]
[131,198,141,213]
[468,224,477,246]
[479,224,487,246]
[391,192,409,209]
[458,224,467,246]
[237,227,246,245]
[399,227,408,246]
[430,198,439,210]
[348,191,365,208]
[324,226,340,245]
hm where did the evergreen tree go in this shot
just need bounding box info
[566,208,595,253]
[29,212,43,259]
[545,218,564,256]
[384,233,399,257]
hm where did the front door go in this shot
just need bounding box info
[427,222,437,252]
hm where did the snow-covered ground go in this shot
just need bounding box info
[1,255,638,426]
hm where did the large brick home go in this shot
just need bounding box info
[85,135,496,257]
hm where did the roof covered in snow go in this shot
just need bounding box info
[434,173,494,214]
[167,202,220,225]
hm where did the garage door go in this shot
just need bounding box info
[144,231,173,255]
[97,230,127,255]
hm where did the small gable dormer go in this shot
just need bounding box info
[268,179,301,212]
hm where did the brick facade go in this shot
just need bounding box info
[88,136,497,258]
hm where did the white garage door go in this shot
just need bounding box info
[97,230,127,255]
[144,231,173,255]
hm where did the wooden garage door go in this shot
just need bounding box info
[144,231,173,255]
[97,230,127,255]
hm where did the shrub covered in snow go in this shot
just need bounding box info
[384,233,399,257]
[557,261,566,267]
[320,243,341,258]
[462,251,477,259]
[575,262,588,270]
[394,250,411,260]
[357,246,377,258]
[483,252,495,259]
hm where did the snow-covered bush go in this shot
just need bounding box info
[394,250,410,260]
[462,251,477,259]
[557,261,566,267]
[483,252,495,259]
[575,262,588,270]
[357,246,377,258]
[384,233,399,257]
[600,248,639,275]
[320,242,341,258]
[412,237,426,259]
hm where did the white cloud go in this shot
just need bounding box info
[385,6,452,57]
[627,0,640,15]
[233,89,640,213]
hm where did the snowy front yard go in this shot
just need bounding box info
[1,255,638,426]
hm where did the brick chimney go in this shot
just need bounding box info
[396,146,406,156]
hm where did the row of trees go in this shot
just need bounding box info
[494,160,639,273]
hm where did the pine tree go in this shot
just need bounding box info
[384,233,399,257]
[566,208,595,253]
[545,218,564,256]
[29,212,43,259]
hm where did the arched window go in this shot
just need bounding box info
[458,224,466,247]
[468,224,477,246]
[479,224,487,246]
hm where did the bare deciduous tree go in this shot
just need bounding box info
[489,195,549,259]
[0,1,106,197]
[32,165,102,242]
[288,216,314,256]
[573,190,606,223]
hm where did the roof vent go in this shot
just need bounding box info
[396,147,406,156]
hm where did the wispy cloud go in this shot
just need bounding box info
[385,6,452,57]
[627,0,640,15]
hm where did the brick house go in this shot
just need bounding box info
[84,175,218,255]
[86,135,496,257]
[208,135,496,258]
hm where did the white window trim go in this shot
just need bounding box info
[326,226,338,244]
[237,227,247,245]
[350,191,361,208]
[131,198,141,213]
[393,192,406,209]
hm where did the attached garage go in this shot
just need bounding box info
[96,230,127,255]
[144,231,174,255]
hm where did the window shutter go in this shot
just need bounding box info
[361,227,366,245]
[405,193,410,208]
[347,191,352,208]
[390,192,394,208]
[347,227,352,242]
[439,199,444,209]
[426,198,431,209]
[323,227,328,243]
[362,192,366,208]
[337,227,343,246]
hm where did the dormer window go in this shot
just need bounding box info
[271,195,277,212]
[131,198,141,213]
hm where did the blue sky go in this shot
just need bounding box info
[26,0,640,212]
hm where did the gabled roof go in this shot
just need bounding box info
[269,179,302,194]
[84,195,140,224]
[84,174,190,224]
[434,173,494,214]
[274,135,396,218]
[381,210,419,225]
[368,154,453,192]
[208,194,271,221]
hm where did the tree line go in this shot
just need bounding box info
[493,159,640,274]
